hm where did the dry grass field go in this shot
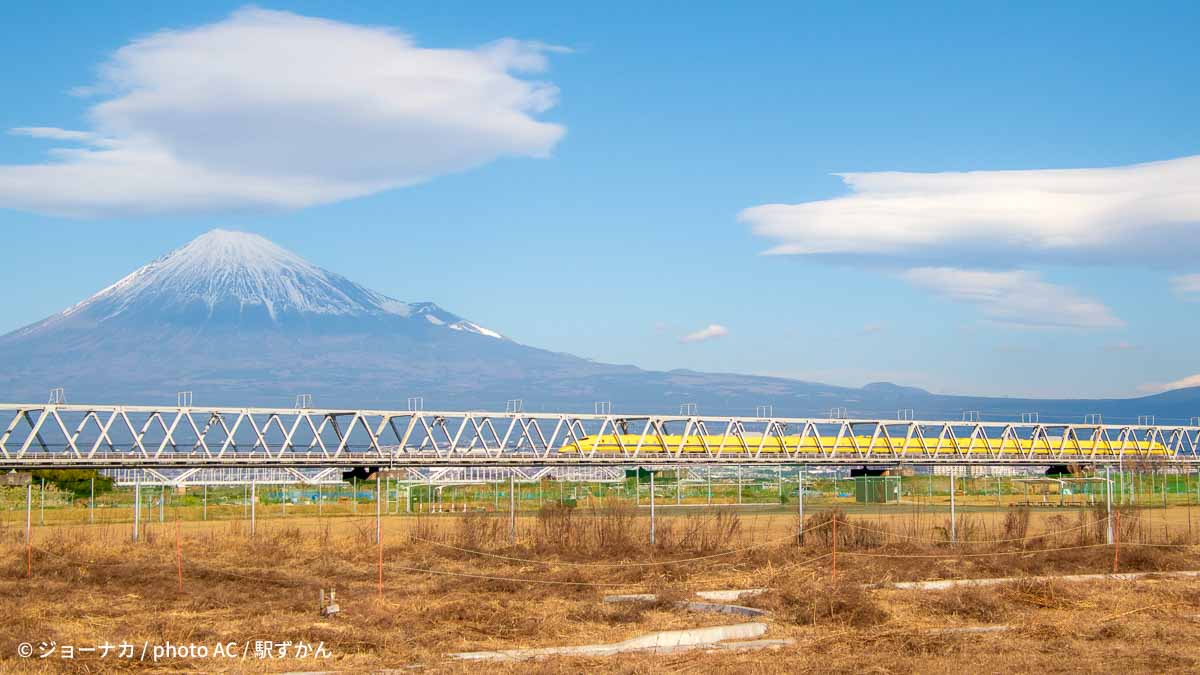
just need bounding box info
[2,501,1199,673]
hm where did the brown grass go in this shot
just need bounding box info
[1,504,1199,672]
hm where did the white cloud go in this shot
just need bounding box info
[740,155,1200,261]
[1139,373,1200,394]
[901,267,1123,329]
[0,7,565,217]
[1172,274,1200,299]
[680,324,729,343]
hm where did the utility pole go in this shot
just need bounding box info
[1105,465,1114,545]
[649,470,656,546]
[250,480,256,537]
[133,478,141,542]
[949,467,957,544]
[509,474,516,545]
[25,483,32,569]
[798,465,805,544]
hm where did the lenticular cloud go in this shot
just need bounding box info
[0,7,566,217]
[741,155,1200,262]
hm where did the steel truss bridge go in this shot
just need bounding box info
[102,466,628,487]
[2,402,1199,470]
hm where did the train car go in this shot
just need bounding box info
[557,434,1170,457]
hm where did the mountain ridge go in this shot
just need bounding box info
[1,229,1197,422]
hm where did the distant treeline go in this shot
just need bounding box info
[29,470,114,499]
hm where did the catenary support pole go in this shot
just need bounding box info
[1113,510,1121,573]
[376,474,383,598]
[25,483,32,577]
[649,469,656,546]
[798,466,805,544]
[1106,465,1114,545]
[250,480,256,537]
[134,479,141,542]
[832,513,838,582]
[949,467,957,544]
[1120,464,1126,505]
[509,474,516,545]
[175,509,182,593]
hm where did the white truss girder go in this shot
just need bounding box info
[104,467,345,487]
[1,402,1198,469]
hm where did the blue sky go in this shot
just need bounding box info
[1,1,1198,398]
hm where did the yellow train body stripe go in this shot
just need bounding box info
[557,435,1169,457]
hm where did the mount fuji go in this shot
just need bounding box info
[1,229,1197,420]
[13,230,504,340]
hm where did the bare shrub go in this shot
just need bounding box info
[1002,506,1030,542]
[588,498,637,553]
[454,511,504,551]
[762,579,889,627]
[535,502,577,552]
[407,514,440,545]
[678,509,740,552]
[1116,542,1170,571]
[1001,578,1080,609]
[917,586,1008,623]
[932,516,982,544]
[803,509,888,549]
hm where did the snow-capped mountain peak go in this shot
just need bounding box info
[15,229,505,339]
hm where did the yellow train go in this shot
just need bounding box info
[558,435,1171,457]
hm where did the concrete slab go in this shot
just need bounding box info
[451,622,769,661]
[695,588,770,601]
